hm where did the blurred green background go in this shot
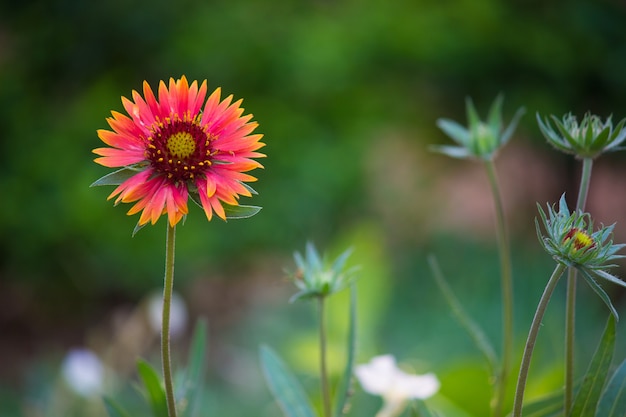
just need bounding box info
[2,0,626,415]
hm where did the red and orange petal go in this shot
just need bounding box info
[93,76,265,227]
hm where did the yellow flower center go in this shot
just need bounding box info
[166,132,196,158]
[563,228,595,251]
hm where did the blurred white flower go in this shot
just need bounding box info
[355,354,440,417]
[147,291,188,339]
[61,348,104,397]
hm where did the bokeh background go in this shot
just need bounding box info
[2,0,626,415]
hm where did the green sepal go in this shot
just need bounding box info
[596,358,626,417]
[429,144,474,160]
[259,345,316,417]
[223,204,262,219]
[103,397,133,417]
[136,359,169,417]
[434,119,470,147]
[570,315,616,417]
[180,318,208,417]
[132,221,148,237]
[91,165,145,187]
[500,105,526,147]
[333,283,357,417]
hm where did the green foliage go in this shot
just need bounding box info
[179,319,208,417]
[259,345,316,417]
[136,360,169,417]
[570,315,615,417]
[596,359,626,417]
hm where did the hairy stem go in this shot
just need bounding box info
[163,224,178,417]
[565,157,593,415]
[512,263,567,417]
[318,296,332,417]
[485,160,514,417]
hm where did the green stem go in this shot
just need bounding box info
[564,157,593,415]
[512,263,567,417]
[485,160,514,417]
[163,224,178,417]
[318,296,332,417]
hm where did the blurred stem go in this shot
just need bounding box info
[318,296,332,417]
[564,157,593,415]
[163,224,178,417]
[485,159,513,417]
[513,263,567,417]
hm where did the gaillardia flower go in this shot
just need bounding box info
[432,94,525,161]
[92,76,265,229]
[536,112,626,159]
[536,194,626,318]
[289,242,358,303]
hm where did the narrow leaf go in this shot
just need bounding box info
[580,269,620,321]
[570,315,616,417]
[136,359,169,417]
[333,283,357,417]
[180,319,208,417]
[223,204,262,220]
[427,254,497,371]
[259,345,316,417]
[103,397,133,417]
[594,269,626,290]
[91,167,140,187]
[596,359,626,417]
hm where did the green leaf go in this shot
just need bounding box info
[136,359,169,417]
[259,345,316,417]
[580,269,619,321]
[180,318,208,417]
[223,204,262,219]
[594,269,626,290]
[570,315,616,417]
[103,397,133,417]
[333,283,357,417]
[596,359,626,417]
[91,167,141,187]
[427,254,497,372]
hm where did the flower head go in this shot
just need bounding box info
[536,112,626,159]
[289,242,358,302]
[536,194,626,318]
[92,76,265,230]
[355,355,440,417]
[432,94,525,161]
